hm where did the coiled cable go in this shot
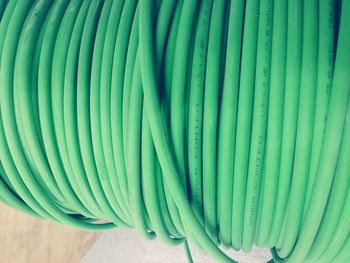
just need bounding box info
[1,0,350,262]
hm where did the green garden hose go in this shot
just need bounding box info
[1,0,350,262]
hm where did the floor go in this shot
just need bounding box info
[81,228,272,263]
[1,202,272,262]
[0,203,99,263]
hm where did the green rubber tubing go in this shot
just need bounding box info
[0,0,350,262]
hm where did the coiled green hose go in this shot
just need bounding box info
[0,0,350,262]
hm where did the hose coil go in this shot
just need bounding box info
[0,0,350,262]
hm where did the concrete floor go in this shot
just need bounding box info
[81,228,272,263]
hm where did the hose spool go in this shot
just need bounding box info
[0,0,350,262]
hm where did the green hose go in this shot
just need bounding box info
[1,1,350,262]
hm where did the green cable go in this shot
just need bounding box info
[217,0,244,248]
[63,0,122,225]
[90,0,129,221]
[310,99,350,262]
[242,0,273,251]
[277,0,319,257]
[160,0,186,238]
[38,0,101,218]
[100,0,130,215]
[187,0,211,230]
[1,0,58,222]
[202,0,227,244]
[274,1,350,262]
[170,0,196,198]
[269,0,303,248]
[1,1,350,262]
[51,0,105,219]
[231,0,259,251]
[255,0,287,247]
[142,2,184,244]
[303,0,335,218]
[140,0,183,245]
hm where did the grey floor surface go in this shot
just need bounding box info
[81,228,272,263]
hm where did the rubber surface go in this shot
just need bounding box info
[1,1,350,262]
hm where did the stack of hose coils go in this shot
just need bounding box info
[0,0,350,262]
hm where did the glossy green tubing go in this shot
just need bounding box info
[1,0,350,262]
